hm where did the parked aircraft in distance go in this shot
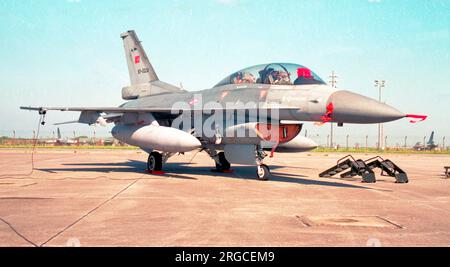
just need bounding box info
[413,131,438,151]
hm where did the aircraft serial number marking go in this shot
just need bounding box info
[138,68,149,74]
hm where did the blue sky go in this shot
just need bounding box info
[0,0,449,147]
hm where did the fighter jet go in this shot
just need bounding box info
[21,30,424,180]
[413,131,438,151]
[54,127,78,146]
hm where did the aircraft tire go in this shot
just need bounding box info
[148,152,163,172]
[257,164,270,181]
[215,152,231,171]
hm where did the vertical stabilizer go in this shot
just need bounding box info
[120,30,158,85]
[427,131,435,145]
[57,128,62,140]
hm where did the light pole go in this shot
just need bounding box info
[329,71,338,149]
[374,80,386,149]
[365,135,369,150]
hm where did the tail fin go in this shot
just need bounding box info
[427,131,435,145]
[120,30,158,85]
[57,127,62,140]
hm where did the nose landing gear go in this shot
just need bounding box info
[257,164,270,180]
[255,147,271,180]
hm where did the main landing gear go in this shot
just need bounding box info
[205,146,271,180]
[213,152,232,173]
[147,151,163,174]
[202,147,232,173]
[148,146,272,180]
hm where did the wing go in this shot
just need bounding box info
[20,106,182,114]
[20,106,293,114]
[20,106,184,125]
[20,106,294,125]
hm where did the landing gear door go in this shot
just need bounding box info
[224,144,256,165]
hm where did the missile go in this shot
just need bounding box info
[111,124,201,153]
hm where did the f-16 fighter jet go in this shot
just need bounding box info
[21,30,425,180]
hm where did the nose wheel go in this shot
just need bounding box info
[257,164,270,180]
[147,152,163,173]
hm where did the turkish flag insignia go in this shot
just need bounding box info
[134,55,140,64]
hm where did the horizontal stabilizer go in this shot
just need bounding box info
[54,120,79,126]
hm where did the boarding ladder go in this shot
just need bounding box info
[319,155,408,183]
[364,156,409,183]
[319,155,376,183]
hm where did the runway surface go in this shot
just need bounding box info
[0,149,449,246]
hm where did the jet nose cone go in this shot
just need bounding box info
[329,90,405,123]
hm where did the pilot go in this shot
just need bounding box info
[273,71,292,85]
[241,72,255,84]
[266,70,278,84]
[262,68,276,84]
[231,72,243,84]
[259,68,292,85]
[257,68,274,84]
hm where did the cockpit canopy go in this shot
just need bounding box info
[214,63,325,87]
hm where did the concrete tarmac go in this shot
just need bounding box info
[0,149,449,247]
